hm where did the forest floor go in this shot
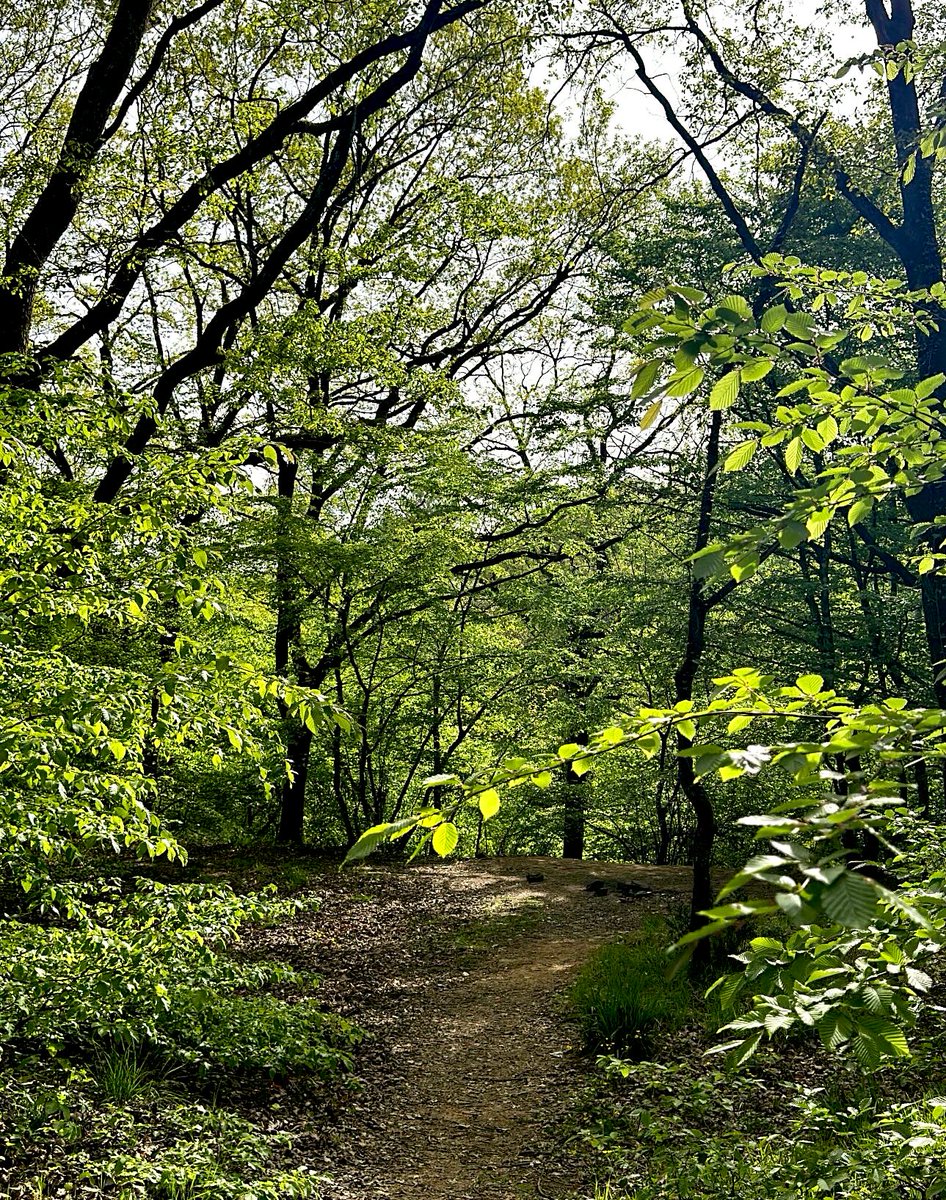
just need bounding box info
[245,854,698,1200]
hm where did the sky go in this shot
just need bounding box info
[603,1,877,147]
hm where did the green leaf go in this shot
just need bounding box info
[760,304,788,333]
[423,773,460,788]
[478,789,500,820]
[816,416,839,445]
[795,673,824,695]
[723,439,757,472]
[740,358,774,383]
[819,871,880,928]
[692,548,727,578]
[916,373,945,400]
[784,312,816,341]
[344,818,420,865]
[806,508,831,540]
[570,756,592,777]
[778,521,808,549]
[848,496,874,526]
[432,822,459,857]
[906,967,933,992]
[108,739,127,761]
[728,1029,764,1067]
[710,370,741,410]
[717,294,753,321]
[817,1011,852,1051]
[665,366,705,398]
[631,359,661,400]
[785,436,803,474]
[640,398,663,430]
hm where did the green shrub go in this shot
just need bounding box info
[569,930,693,1053]
[0,880,325,1066]
[0,1062,325,1199]
[166,993,362,1078]
[97,1104,325,1199]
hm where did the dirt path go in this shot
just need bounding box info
[259,856,695,1200]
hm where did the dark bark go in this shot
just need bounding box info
[333,666,356,845]
[674,411,723,941]
[276,722,313,844]
[0,0,157,353]
[272,451,313,845]
[563,730,588,859]
[798,534,837,689]
[273,453,300,678]
[861,0,946,698]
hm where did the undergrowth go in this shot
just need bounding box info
[0,862,362,1198]
[568,919,692,1055]
[1,1059,327,1199]
[571,918,946,1200]
[578,1054,946,1199]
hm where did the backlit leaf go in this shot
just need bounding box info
[432,822,459,857]
[710,370,741,410]
[478,789,500,820]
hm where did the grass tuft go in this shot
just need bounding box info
[569,924,692,1055]
[94,1046,152,1103]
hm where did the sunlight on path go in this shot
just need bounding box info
[322,857,692,1200]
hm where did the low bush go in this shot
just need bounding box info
[167,993,361,1078]
[0,1061,325,1199]
[0,876,361,1195]
[0,880,330,1067]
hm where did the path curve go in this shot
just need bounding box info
[265,857,694,1200]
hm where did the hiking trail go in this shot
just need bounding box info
[253,856,694,1200]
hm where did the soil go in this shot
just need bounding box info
[251,855,697,1200]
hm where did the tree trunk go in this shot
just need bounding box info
[277,723,313,844]
[563,731,588,859]
[865,0,946,700]
[674,410,723,944]
[273,451,312,845]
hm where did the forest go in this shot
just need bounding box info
[3,0,946,1195]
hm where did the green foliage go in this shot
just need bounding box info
[569,926,693,1053]
[92,1104,325,1200]
[0,881,309,1060]
[0,1059,325,1199]
[582,1057,946,1200]
[0,365,357,1142]
[621,258,946,584]
[165,993,361,1079]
